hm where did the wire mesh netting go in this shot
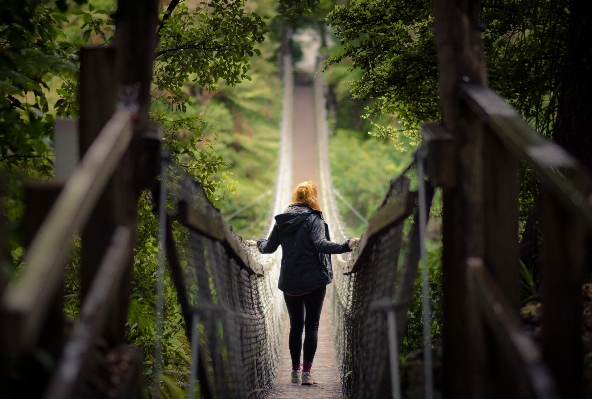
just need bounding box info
[164,157,287,399]
[158,55,294,399]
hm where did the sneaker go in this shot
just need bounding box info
[291,370,301,383]
[301,372,317,385]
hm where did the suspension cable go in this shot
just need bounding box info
[417,147,434,399]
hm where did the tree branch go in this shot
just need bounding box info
[0,154,53,163]
[154,43,235,59]
[157,0,181,39]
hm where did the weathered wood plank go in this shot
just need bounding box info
[468,258,560,399]
[421,123,455,188]
[1,109,133,353]
[176,200,264,276]
[23,183,66,367]
[460,83,592,227]
[482,131,520,312]
[540,189,585,399]
[344,190,417,274]
[42,227,133,399]
[432,0,488,397]
[114,0,160,131]
[177,201,225,241]
[78,46,125,346]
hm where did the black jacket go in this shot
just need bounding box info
[257,204,351,295]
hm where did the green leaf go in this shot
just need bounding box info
[34,140,46,155]
[82,29,91,43]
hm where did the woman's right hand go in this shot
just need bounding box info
[348,237,360,249]
[245,240,258,247]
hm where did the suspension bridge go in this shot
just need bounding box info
[2,1,592,399]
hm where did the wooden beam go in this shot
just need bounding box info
[176,201,264,276]
[79,45,136,345]
[1,109,133,353]
[23,182,66,381]
[114,0,160,131]
[421,123,455,188]
[460,83,592,227]
[42,227,133,399]
[432,0,488,397]
[344,190,417,274]
[468,258,560,399]
[482,131,520,312]
[540,189,585,398]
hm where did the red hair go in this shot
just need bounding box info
[291,181,320,211]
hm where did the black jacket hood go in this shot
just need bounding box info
[274,205,318,234]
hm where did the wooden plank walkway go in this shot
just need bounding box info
[267,289,343,399]
[292,85,319,187]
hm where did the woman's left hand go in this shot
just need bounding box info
[348,237,360,249]
[245,240,258,247]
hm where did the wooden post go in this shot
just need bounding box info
[540,189,585,398]
[0,185,6,394]
[99,0,160,344]
[24,183,66,360]
[482,132,520,309]
[114,0,160,131]
[78,46,123,344]
[20,183,65,396]
[481,132,521,399]
[432,0,488,398]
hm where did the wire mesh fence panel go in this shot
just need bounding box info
[158,55,293,399]
[164,162,287,399]
[327,175,415,399]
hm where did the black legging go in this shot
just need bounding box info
[283,285,326,365]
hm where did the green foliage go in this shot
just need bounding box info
[324,0,572,234]
[0,1,78,267]
[207,68,283,236]
[325,0,438,141]
[329,128,414,236]
[277,0,317,24]
[150,109,236,204]
[482,0,568,137]
[519,260,537,297]
[401,240,442,356]
[324,0,569,147]
[154,0,267,107]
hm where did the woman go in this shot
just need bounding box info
[248,181,359,385]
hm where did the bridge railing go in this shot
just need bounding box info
[139,53,293,399]
[2,109,133,354]
[430,82,592,399]
[0,2,163,397]
[427,1,592,397]
[166,161,286,399]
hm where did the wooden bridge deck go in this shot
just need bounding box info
[267,291,342,399]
